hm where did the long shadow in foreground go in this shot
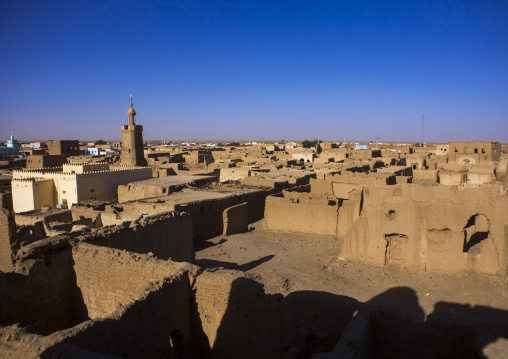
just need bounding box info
[194,238,227,252]
[192,278,508,359]
[196,254,275,271]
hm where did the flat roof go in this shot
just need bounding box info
[120,187,266,206]
[127,175,215,187]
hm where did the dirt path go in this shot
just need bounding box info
[195,221,508,321]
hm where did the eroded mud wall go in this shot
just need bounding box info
[67,243,197,359]
[81,212,194,263]
[191,270,358,359]
[343,197,508,274]
[0,240,88,335]
[0,209,16,272]
[263,194,339,236]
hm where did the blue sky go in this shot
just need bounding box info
[1,1,507,142]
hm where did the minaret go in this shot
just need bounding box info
[121,95,147,166]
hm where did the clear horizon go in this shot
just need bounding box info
[1,1,507,143]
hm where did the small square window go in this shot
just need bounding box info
[90,189,94,193]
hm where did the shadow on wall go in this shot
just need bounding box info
[192,279,508,359]
[0,250,89,336]
[191,276,358,359]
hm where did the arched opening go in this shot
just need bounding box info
[463,214,489,253]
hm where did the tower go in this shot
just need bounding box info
[121,95,147,166]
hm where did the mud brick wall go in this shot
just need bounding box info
[0,209,16,272]
[0,240,87,335]
[67,243,196,358]
[192,271,357,359]
[343,197,508,275]
[223,203,248,236]
[263,194,339,236]
[81,212,194,263]
[370,310,476,359]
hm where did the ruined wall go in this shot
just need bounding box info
[16,221,46,246]
[323,172,396,185]
[192,271,357,359]
[369,310,476,358]
[0,238,87,335]
[71,204,103,228]
[175,198,244,240]
[219,167,253,182]
[0,242,198,358]
[26,154,68,169]
[263,194,339,236]
[47,140,80,156]
[362,183,503,203]
[223,203,248,236]
[0,190,13,211]
[67,243,197,358]
[117,175,214,202]
[1,239,507,358]
[15,209,72,226]
[343,196,508,274]
[109,188,272,241]
[438,170,467,186]
[242,175,288,190]
[0,209,16,272]
[503,225,508,285]
[82,211,194,263]
[413,169,438,181]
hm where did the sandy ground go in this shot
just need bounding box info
[195,220,508,322]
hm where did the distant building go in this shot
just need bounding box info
[121,95,147,166]
[0,133,20,156]
[47,140,80,156]
[87,147,102,156]
[449,140,501,165]
[26,154,69,169]
[354,144,369,150]
[11,162,151,213]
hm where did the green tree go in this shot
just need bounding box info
[302,140,316,148]
[95,139,106,145]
